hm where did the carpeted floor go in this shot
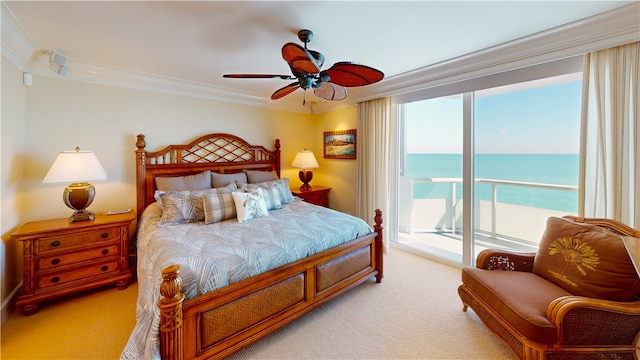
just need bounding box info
[1,249,514,359]
[1,279,138,359]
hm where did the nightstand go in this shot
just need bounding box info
[291,186,331,207]
[12,211,136,315]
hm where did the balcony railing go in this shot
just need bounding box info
[400,177,578,247]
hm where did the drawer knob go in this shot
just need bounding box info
[101,249,109,255]
[51,276,60,283]
[51,258,60,265]
[51,240,60,247]
[101,233,109,238]
[101,265,109,271]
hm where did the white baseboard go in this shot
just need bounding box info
[1,281,22,326]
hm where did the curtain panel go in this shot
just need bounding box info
[356,97,392,252]
[580,42,639,228]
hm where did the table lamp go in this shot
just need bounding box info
[291,149,319,191]
[42,147,108,223]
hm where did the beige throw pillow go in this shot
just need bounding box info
[155,170,212,191]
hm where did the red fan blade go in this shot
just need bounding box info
[321,62,384,87]
[223,74,295,79]
[314,82,347,101]
[271,82,301,100]
[282,43,320,75]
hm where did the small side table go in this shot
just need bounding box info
[12,211,136,315]
[291,185,331,207]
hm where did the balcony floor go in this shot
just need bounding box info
[397,230,538,263]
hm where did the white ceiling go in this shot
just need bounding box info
[2,1,636,113]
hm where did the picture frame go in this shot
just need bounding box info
[323,129,357,160]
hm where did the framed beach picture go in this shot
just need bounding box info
[323,129,357,160]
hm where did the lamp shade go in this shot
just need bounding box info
[42,148,107,184]
[291,150,319,170]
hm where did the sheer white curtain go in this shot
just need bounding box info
[580,42,639,228]
[356,97,392,251]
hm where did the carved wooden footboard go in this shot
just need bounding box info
[159,210,383,360]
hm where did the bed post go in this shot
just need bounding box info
[274,139,281,178]
[374,209,384,283]
[159,265,185,360]
[135,134,147,220]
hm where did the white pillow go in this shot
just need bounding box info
[232,188,269,222]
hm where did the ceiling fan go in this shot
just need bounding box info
[223,29,384,105]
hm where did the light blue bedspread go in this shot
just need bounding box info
[121,199,372,359]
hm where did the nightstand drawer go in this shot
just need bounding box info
[37,260,120,288]
[303,193,328,206]
[38,244,120,270]
[291,186,331,208]
[35,227,121,254]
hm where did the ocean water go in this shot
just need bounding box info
[405,154,579,212]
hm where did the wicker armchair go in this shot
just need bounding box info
[458,216,640,360]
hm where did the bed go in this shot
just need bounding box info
[122,133,384,360]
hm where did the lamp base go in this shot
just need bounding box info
[64,182,96,223]
[69,209,95,223]
[298,170,313,191]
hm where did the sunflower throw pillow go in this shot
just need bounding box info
[532,217,640,302]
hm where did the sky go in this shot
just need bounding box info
[405,78,583,154]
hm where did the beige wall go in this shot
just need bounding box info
[0,65,359,320]
[310,107,359,216]
[1,57,28,323]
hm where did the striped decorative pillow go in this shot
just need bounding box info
[242,178,293,205]
[156,183,238,227]
[157,189,209,227]
[259,184,283,210]
[202,192,237,224]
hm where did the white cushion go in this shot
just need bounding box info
[232,188,269,222]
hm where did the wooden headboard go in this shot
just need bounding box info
[135,133,281,217]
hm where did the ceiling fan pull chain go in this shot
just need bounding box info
[303,91,306,106]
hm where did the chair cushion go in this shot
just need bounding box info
[533,217,640,302]
[462,267,572,344]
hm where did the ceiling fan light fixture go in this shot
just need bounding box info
[314,82,347,101]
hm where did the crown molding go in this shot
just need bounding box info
[2,2,638,112]
[1,2,38,71]
[372,2,640,99]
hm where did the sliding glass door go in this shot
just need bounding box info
[397,95,465,263]
[472,76,582,256]
[394,72,582,266]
